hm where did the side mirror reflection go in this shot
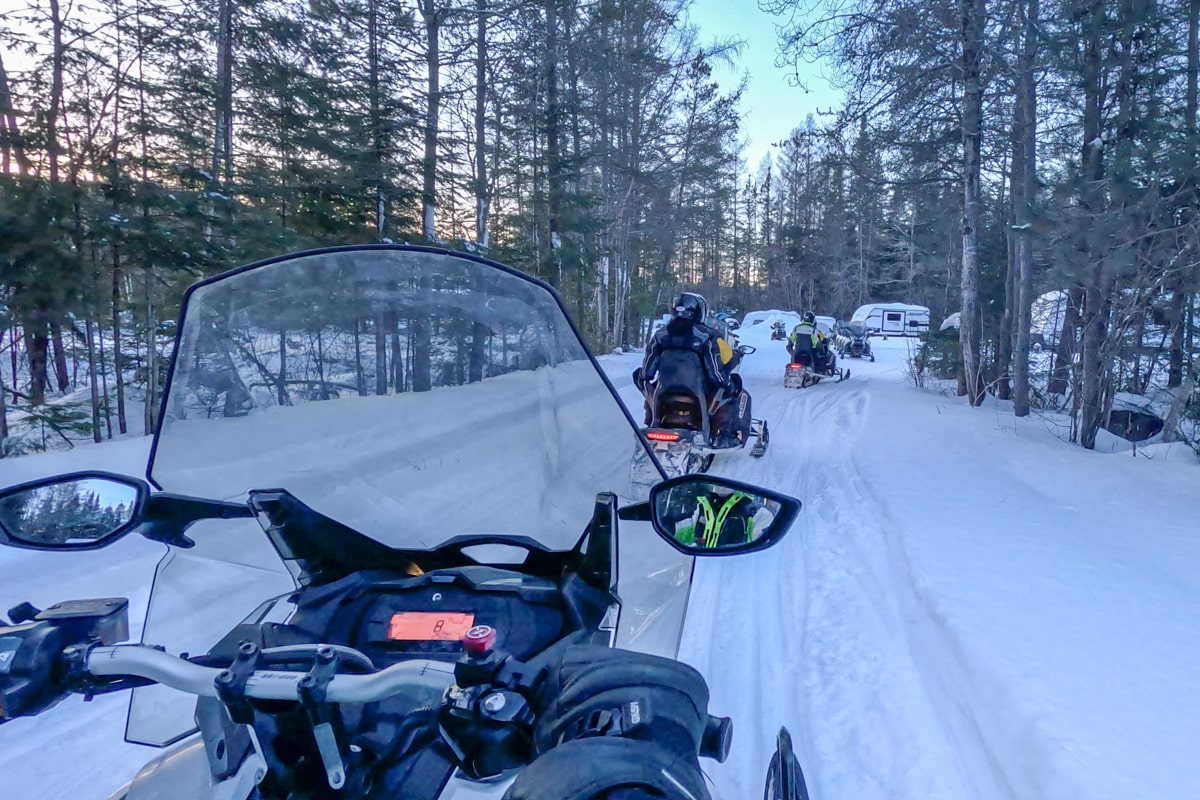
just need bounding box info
[0,472,148,550]
[648,475,800,556]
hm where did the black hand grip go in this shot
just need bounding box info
[700,714,733,763]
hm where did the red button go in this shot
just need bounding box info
[462,625,496,656]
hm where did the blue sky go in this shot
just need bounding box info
[685,0,844,171]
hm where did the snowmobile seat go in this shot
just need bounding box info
[650,349,710,431]
[789,339,815,368]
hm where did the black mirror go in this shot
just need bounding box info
[738,344,757,355]
[726,319,741,330]
[0,472,148,550]
[647,475,800,556]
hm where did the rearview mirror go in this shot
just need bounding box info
[0,472,149,550]
[646,475,800,556]
[738,345,757,355]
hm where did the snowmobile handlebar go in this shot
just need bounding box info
[85,645,456,703]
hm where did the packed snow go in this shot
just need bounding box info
[2,319,1198,800]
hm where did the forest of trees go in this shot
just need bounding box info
[1,0,1198,455]
[762,0,1200,448]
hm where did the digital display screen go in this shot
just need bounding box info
[387,612,476,642]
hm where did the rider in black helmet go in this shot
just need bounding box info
[633,292,750,446]
[789,311,830,374]
[636,293,732,402]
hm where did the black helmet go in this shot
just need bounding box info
[803,311,815,324]
[672,293,708,324]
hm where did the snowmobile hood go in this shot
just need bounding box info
[148,246,665,554]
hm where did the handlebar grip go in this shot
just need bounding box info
[701,714,733,763]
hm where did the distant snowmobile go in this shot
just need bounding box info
[784,333,849,389]
[770,321,788,341]
[835,321,875,362]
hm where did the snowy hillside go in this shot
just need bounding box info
[1,321,1198,800]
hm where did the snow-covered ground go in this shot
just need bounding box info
[2,323,1198,800]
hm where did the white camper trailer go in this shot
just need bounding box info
[850,303,930,336]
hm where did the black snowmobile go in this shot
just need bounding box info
[835,321,875,362]
[784,333,849,389]
[770,321,788,341]
[635,345,768,477]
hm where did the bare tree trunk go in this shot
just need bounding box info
[108,19,129,435]
[390,313,404,392]
[999,146,1016,400]
[97,316,113,439]
[374,313,388,394]
[111,252,129,435]
[421,0,441,240]
[412,278,432,392]
[47,0,65,186]
[1013,0,1039,416]
[1162,376,1194,442]
[213,0,234,187]
[85,319,102,443]
[368,0,389,239]
[278,330,290,405]
[143,264,158,434]
[50,322,70,391]
[1049,288,1082,395]
[959,0,987,406]
[474,0,490,248]
[1078,0,1109,450]
[542,0,564,289]
[26,313,50,406]
[1168,291,1188,388]
[0,51,32,174]
[1170,0,1200,389]
[353,317,366,396]
[0,370,7,456]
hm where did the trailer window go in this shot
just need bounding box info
[886,312,902,322]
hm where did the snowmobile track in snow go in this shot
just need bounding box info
[682,376,1020,800]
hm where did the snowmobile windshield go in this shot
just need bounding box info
[130,247,690,747]
[149,246,663,552]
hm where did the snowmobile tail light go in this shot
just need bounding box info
[646,431,681,442]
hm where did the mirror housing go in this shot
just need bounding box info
[0,472,149,551]
[0,473,253,551]
[625,475,800,556]
[737,345,757,356]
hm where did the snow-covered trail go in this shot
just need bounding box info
[664,325,1200,800]
[670,340,989,800]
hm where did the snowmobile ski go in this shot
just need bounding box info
[750,419,769,457]
[764,726,811,800]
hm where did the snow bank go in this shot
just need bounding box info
[741,309,803,330]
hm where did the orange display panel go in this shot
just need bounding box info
[387,612,476,641]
